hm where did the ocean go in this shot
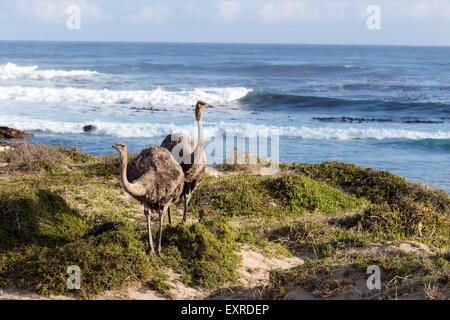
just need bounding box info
[0,41,449,191]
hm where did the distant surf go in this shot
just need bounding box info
[239,91,450,113]
[0,85,251,107]
[2,116,449,142]
[0,62,98,80]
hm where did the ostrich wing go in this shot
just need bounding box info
[184,162,207,187]
[161,133,206,189]
[127,146,184,205]
[161,133,195,172]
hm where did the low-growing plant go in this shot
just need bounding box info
[59,147,96,164]
[288,162,449,239]
[268,260,353,299]
[161,219,241,289]
[4,142,69,172]
[190,174,283,217]
[266,174,366,214]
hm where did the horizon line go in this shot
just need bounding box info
[0,39,449,48]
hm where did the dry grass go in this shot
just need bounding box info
[3,142,69,172]
[213,148,274,174]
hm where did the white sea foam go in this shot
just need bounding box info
[0,62,98,80]
[2,117,449,140]
[0,85,252,106]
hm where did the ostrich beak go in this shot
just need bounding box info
[207,104,215,108]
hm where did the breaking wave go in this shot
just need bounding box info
[0,85,252,106]
[0,62,98,80]
[2,117,449,141]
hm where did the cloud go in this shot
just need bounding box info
[16,0,112,24]
[367,0,450,21]
[257,0,450,25]
[404,0,450,20]
[216,1,241,22]
[259,1,321,24]
[324,1,350,19]
[184,1,196,13]
[121,5,170,24]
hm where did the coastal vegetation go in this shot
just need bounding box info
[0,142,448,299]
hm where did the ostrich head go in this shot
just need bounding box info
[195,100,214,121]
[112,142,127,158]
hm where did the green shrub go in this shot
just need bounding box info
[0,181,152,298]
[59,147,96,164]
[291,162,449,213]
[0,187,88,248]
[359,203,449,238]
[81,155,120,179]
[266,174,366,214]
[1,221,151,298]
[191,173,366,218]
[190,174,282,217]
[161,220,241,289]
[267,220,372,258]
[289,162,449,238]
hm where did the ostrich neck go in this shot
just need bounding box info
[197,116,204,148]
[119,153,146,197]
[194,115,205,164]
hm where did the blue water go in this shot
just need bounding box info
[0,41,449,191]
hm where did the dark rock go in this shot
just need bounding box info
[0,142,10,147]
[83,125,97,133]
[130,106,164,112]
[404,120,443,124]
[0,127,34,139]
[313,117,393,123]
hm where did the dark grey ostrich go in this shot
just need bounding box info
[113,143,184,256]
[161,100,214,223]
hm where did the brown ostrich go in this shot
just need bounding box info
[161,100,214,223]
[113,142,184,256]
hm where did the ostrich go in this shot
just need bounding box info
[161,100,214,223]
[112,142,184,256]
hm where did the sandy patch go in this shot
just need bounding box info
[208,245,304,299]
[206,166,223,177]
[0,285,74,300]
[237,245,303,286]
[347,241,434,258]
[95,283,168,300]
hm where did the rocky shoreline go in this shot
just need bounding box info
[0,127,34,139]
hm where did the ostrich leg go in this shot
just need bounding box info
[182,193,192,223]
[167,207,172,225]
[156,207,166,256]
[182,185,192,223]
[144,209,155,256]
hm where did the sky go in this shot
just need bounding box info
[0,0,450,45]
